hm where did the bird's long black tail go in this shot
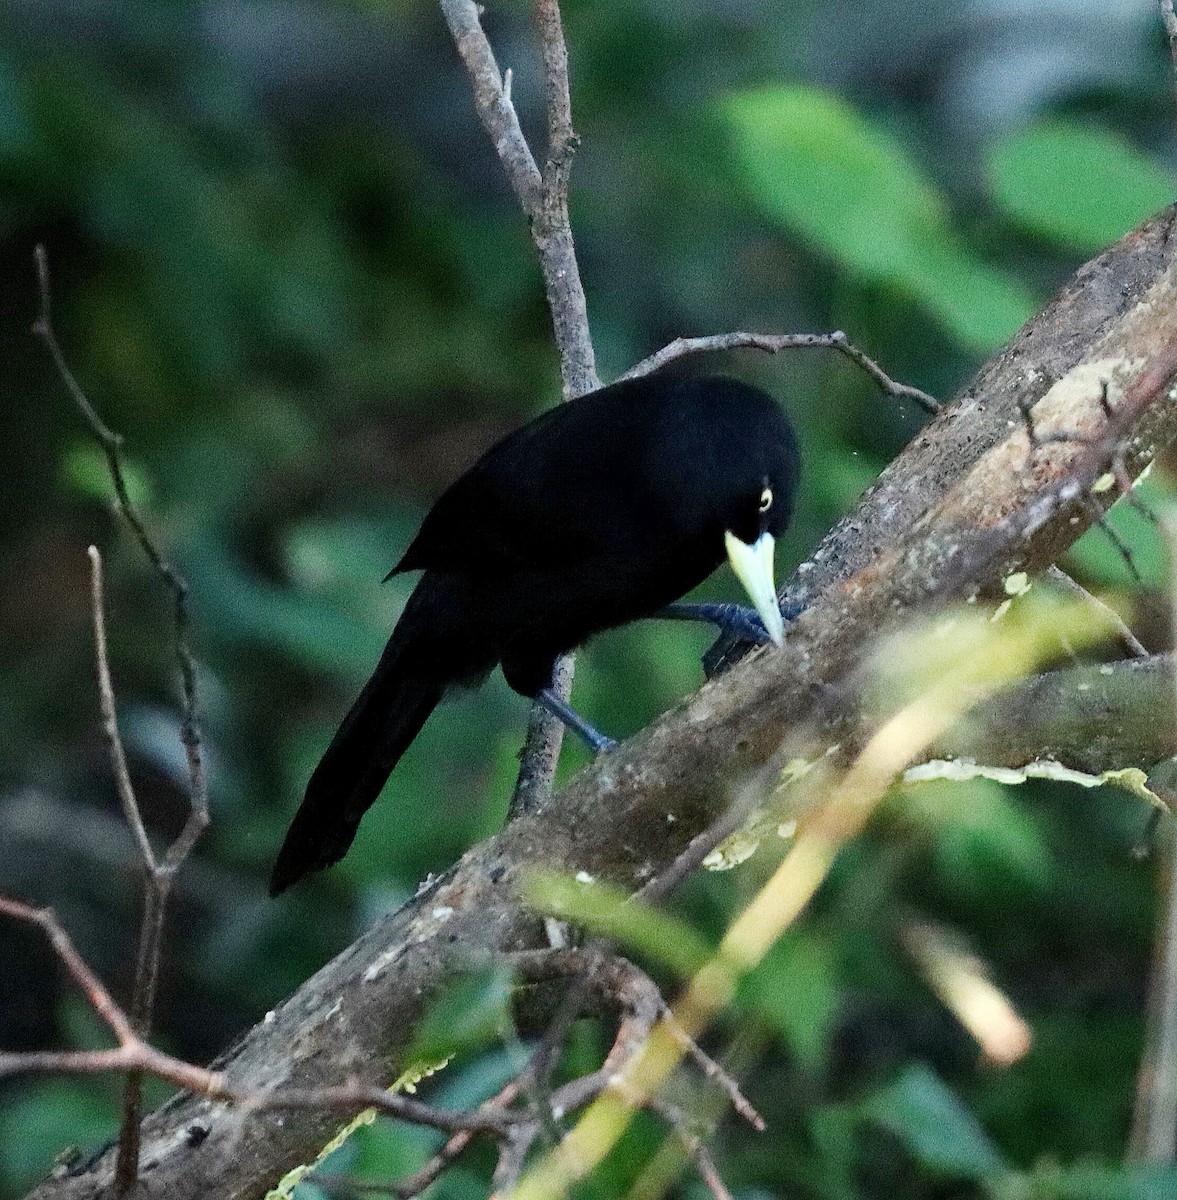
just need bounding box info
[269,637,446,896]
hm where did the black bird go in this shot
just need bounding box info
[270,374,799,895]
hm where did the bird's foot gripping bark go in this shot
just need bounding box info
[537,688,618,753]
[656,600,799,644]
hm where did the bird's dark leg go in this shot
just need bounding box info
[655,600,802,643]
[537,689,617,754]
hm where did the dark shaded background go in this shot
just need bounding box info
[1,1,1176,1196]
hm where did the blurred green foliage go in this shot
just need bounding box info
[1,1,1176,1197]
[724,84,1037,351]
[987,121,1177,254]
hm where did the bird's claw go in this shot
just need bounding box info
[656,600,801,644]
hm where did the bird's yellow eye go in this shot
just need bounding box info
[759,486,773,513]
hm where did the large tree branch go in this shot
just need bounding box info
[24,208,1177,1200]
[931,654,1177,777]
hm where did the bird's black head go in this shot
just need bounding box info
[718,465,795,547]
[637,374,799,642]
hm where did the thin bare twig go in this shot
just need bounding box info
[0,897,224,1097]
[659,1009,764,1132]
[2,895,746,1198]
[1084,498,1143,581]
[87,547,156,1190]
[1129,819,1177,1163]
[300,950,754,1198]
[1113,454,1162,527]
[620,330,940,413]
[1045,565,1149,658]
[1018,386,1148,585]
[633,800,756,909]
[0,899,517,1137]
[324,1080,528,1199]
[33,246,210,1194]
[438,1,599,815]
[34,248,208,855]
[1129,517,1177,1162]
[0,897,135,1046]
[534,0,577,198]
[87,548,155,868]
[630,1092,737,1200]
[511,653,575,819]
[675,1131,736,1200]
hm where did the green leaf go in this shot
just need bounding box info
[992,1164,1177,1200]
[526,870,712,978]
[1064,472,1175,589]
[410,963,514,1063]
[864,1062,1005,1180]
[61,440,153,508]
[738,930,839,1072]
[987,120,1175,253]
[723,84,1036,351]
[903,778,1055,899]
[1049,1167,1177,1200]
[0,1079,112,1187]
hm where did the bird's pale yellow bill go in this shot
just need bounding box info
[724,530,785,646]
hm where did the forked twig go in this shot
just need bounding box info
[32,246,210,1194]
[0,899,747,1200]
[620,330,940,413]
[34,248,207,846]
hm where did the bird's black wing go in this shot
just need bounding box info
[389,394,655,576]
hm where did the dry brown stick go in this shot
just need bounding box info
[551,824,771,1136]
[659,1011,764,1133]
[0,897,224,1098]
[633,778,770,909]
[1128,519,1177,1162]
[534,0,577,207]
[88,548,158,1192]
[638,1094,736,1200]
[341,1079,528,1199]
[674,1131,736,1200]
[436,1,542,213]
[0,896,522,1139]
[509,939,607,1153]
[438,0,599,817]
[513,0,599,817]
[87,549,154,869]
[526,0,598,400]
[1129,823,1177,1163]
[619,330,940,413]
[1045,564,1149,658]
[494,946,757,1195]
[34,248,208,855]
[5,892,743,1198]
[33,248,210,1195]
[0,897,135,1046]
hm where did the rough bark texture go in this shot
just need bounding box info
[933,654,1177,775]
[710,209,1177,667]
[27,211,1177,1200]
